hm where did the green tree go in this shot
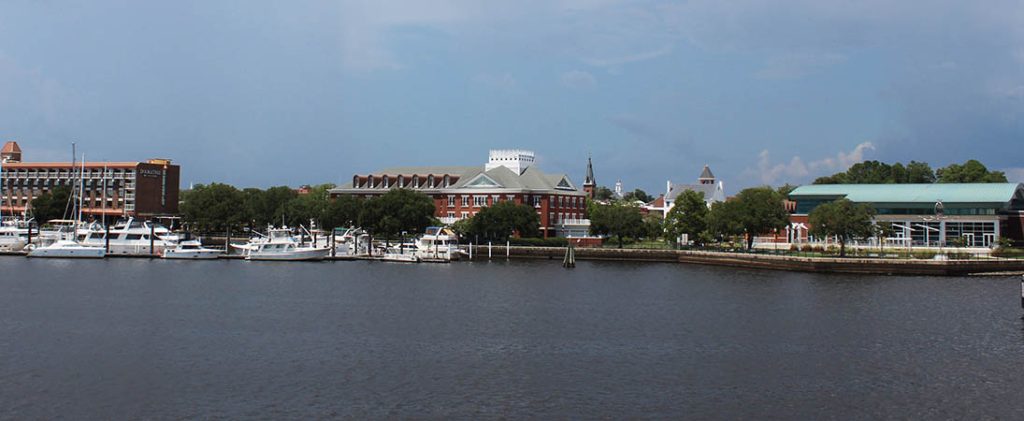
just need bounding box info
[589,201,644,248]
[642,214,664,241]
[664,190,708,246]
[808,198,876,257]
[180,183,246,232]
[243,186,297,227]
[776,183,799,196]
[936,159,1008,183]
[30,186,72,223]
[905,161,936,183]
[622,189,653,203]
[727,187,789,251]
[468,200,540,241]
[322,194,362,230]
[593,186,614,201]
[706,200,744,244]
[358,188,435,242]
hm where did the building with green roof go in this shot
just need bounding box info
[788,183,1024,247]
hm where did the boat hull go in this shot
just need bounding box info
[246,248,330,261]
[163,250,221,260]
[28,245,106,259]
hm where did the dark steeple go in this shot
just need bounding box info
[698,165,715,185]
[583,154,596,198]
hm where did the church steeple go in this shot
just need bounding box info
[583,154,596,198]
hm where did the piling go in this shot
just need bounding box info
[149,222,155,256]
[105,224,110,253]
[488,241,492,259]
[331,232,336,257]
[226,229,231,255]
[506,240,510,260]
[562,244,576,268]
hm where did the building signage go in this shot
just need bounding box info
[140,168,162,178]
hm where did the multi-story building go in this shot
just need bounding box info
[330,149,590,238]
[0,141,180,220]
[643,165,727,217]
[787,183,1024,247]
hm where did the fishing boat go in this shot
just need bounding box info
[231,226,330,261]
[162,240,221,260]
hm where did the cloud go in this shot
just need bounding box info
[560,70,596,89]
[755,52,847,80]
[1004,168,1024,183]
[753,142,875,185]
[582,45,673,68]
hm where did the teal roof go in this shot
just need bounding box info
[789,183,1024,205]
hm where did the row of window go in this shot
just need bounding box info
[444,211,583,224]
[445,194,585,209]
[2,169,136,179]
[356,175,455,190]
[2,179,130,187]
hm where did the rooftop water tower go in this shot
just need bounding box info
[485,149,535,175]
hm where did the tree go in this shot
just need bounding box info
[937,159,1007,183]
[322,194,362,230]
[243,186,297,227]
[358,188,435,241]
[280,184,335,228]
[468,200,540,241]
[706,200,744,244]
[622,189,653,203]
[808,198,876,257]
[664,190,708,246]
[728,187,789,251]
[905,161,936,183]
[776,183,799,196]
[180,183,247,232]
[593,186,614,201]
[589,201,644,248]
[30,186,72,224]
[642,214,664,241]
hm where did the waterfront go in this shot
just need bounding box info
[2,258,1023,418]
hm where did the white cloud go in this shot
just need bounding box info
[753,142,875,184]
[560,70,596,89]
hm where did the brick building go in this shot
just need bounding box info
[330,149,591,238]
[0,141,180,220]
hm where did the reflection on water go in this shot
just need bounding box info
[1,257,1022,418]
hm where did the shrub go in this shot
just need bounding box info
[508,237,569,247]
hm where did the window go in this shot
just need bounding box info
[491,195,499,204]
[549,196,555,206]
[474,195,487,207]
[506,195,515,202]
[447,196,455,208]
[447,212,455,219]
[461,195,470,207]
[461,211,469,219]
[533,196,541,207]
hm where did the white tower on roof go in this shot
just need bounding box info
[485,149,535,175]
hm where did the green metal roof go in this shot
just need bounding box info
[788,183,1024,205]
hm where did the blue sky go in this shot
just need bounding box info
[1,0,1021,194]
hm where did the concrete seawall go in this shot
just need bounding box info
[468,245,1024,276]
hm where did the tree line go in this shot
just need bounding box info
[813,159,1007,184]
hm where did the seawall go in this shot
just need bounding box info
[466,245,1024,276]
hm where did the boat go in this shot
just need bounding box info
[379,243,419,263]
[79,217,181,255]
[331,227,371,256]
[27,151,105,258]
[162,240,221,260]
[0,218,30,252]
[231,226,330,261]
[415,226,461,261]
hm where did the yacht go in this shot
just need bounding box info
[231,226,330,261]
[415,226,461,261]
[0,218,30,252]
[332,227,371,256]
[162,239,221,260]
[79,218,181,255]
[380,243,419,263]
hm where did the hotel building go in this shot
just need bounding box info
[1,141,181,220]
[787,183,1024,247]
[330,150,591,238]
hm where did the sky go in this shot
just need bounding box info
[1,0,1022,194]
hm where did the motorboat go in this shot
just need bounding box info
[232,226,330,261]
[380,243,419,263]
[27,226,105,258]
[332,227,372,256]
[0,218,30,252]
[162,240,221,260]
[415,226,461,261]
[79,217,181,255]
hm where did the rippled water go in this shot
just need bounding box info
[1,257,1022,419]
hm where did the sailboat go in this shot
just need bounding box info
[28,150,106,258]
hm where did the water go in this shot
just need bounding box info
[1,257,1023,419]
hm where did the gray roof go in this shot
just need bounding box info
[667,183,717,201]
[334,164,581,193]
[699,165,714,180]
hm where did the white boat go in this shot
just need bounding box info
[28,238,106,258]
[26,152,105,259]
[332,227,372,256]
[232,226,330,261]
[0,219,30,252]
[162,240,221,260]
[380,243,420,263]
[415,226,461,261]
[79,217,180,255]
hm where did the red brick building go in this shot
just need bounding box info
[330,150,591,238]
[0,141,180,220]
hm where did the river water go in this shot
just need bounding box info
[1,257,1022,419]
